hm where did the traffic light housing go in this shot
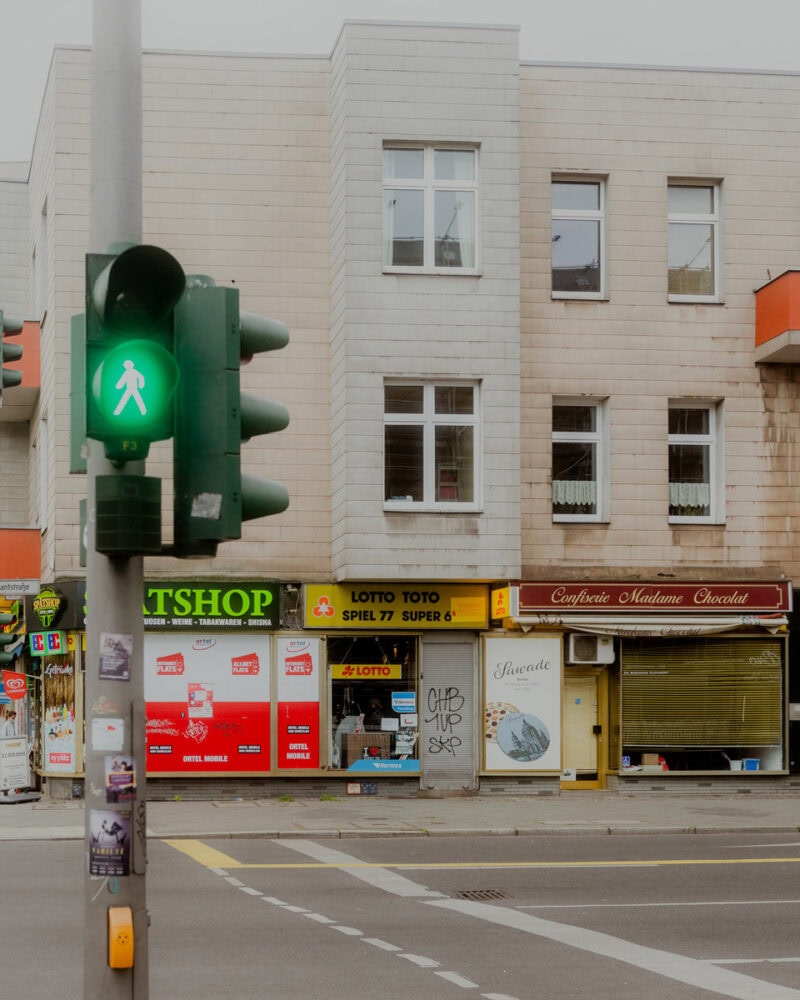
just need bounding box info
[1,310,23,404]
[172,277,289,558]
[0,609,19,666]
[85,245,185,464]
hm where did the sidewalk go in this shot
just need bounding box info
[1,790,799,841]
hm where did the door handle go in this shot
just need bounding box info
[592,724,602,735]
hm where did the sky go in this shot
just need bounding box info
[2,0,800,161]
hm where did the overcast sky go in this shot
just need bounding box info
[2,0,800,161]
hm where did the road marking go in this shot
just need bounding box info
[520,898,800,909]
[276,839,446,897]
[426,897,800,1000]
[400,953,440,968]
[436,970,479,988]
[363,938,402,952]
[162,839,800,872]
[164,838,242,868]
[164,838,800,1000]
[281,839,800,1000]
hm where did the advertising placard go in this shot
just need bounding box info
[0,737,30,791]
[305,583,488,630]
[276,638,321,769]
[483,636,562,772]
[43,659,77,774]
[144,634,270,773]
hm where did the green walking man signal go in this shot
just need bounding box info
[85,245,185,463]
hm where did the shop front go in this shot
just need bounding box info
[23,582,86,798]
[304,583,489,792]
[490,581,792,792]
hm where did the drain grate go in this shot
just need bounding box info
[454,888,510,901]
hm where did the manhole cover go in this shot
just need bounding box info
[455,889,510,901]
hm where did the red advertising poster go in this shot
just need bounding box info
[144,634,270,773]
[276,638,320,769]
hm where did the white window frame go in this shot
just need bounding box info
[667,180,722,303]
[384,380,482,512]
[551,176,607,300]
[383,144,480,275]
[551,398,610,523]
[668,400,725,524]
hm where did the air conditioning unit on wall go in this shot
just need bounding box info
[567,633,615,664]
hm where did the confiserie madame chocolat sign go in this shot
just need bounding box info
[517,582,791,613]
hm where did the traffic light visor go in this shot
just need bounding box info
[92,245,185,334]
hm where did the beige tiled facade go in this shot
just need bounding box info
[2,20,800,592]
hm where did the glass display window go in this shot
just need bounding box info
[328,634,419,771]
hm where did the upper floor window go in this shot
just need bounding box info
[383,146,478,273]
[384,382,479,510]
[552,400,609,522]
[667,182,721,302]
[551,178,606,299]
[668,402,724,522]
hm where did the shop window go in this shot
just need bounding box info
[667,181,721,301]
[384,381,479,510]
[383,144,478,272]
[620,637,783,772]
[551,399,608,522]
[328,634,419,771]
[668,401,724,522]
[551,177,606,299]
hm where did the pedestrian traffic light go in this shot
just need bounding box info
[85,245,185,464]
[1,310,23,404]
[172,276,289,558]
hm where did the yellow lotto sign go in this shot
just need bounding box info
[305,584,488,629]
[331,663,403,679]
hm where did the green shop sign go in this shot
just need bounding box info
[143,582,280,630]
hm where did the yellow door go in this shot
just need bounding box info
[561,668,606,790]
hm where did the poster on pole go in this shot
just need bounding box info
[483,636,562,772]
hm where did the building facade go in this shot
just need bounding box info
[1,21,799,798]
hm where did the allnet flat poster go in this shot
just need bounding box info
[144,634,270,773]
[483,636,562,772]
[276,637,321,769]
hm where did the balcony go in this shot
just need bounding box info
[755,270,800,363]
[0,527,41,595]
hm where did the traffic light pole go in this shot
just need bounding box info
[84,2,148,997]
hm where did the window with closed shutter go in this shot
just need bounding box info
[621,638,783,748]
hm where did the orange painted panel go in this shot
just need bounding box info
[0,528,41,578]
[755,271,800,347]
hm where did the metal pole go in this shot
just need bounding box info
[84,2,147,998]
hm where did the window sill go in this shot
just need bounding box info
[383,266,481,277]
[667,294,723,305]
[551,292,607,302]
[668,516,724,525]
[384,501,482,514]
[553,515,608,524]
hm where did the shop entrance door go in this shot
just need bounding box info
[561,668,606,790]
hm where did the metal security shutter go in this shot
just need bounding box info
[622,637,783,747]
[421,634,477,791]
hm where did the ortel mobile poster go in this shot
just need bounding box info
[483,636,562,772]
[276,637,321,769]
[144,634,270,773]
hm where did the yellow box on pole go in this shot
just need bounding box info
[108,905,134,968]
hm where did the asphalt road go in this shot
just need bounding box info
[6,832,800,999]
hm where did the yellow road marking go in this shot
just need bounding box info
[164,839,245,868]
[162,840,800,872]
